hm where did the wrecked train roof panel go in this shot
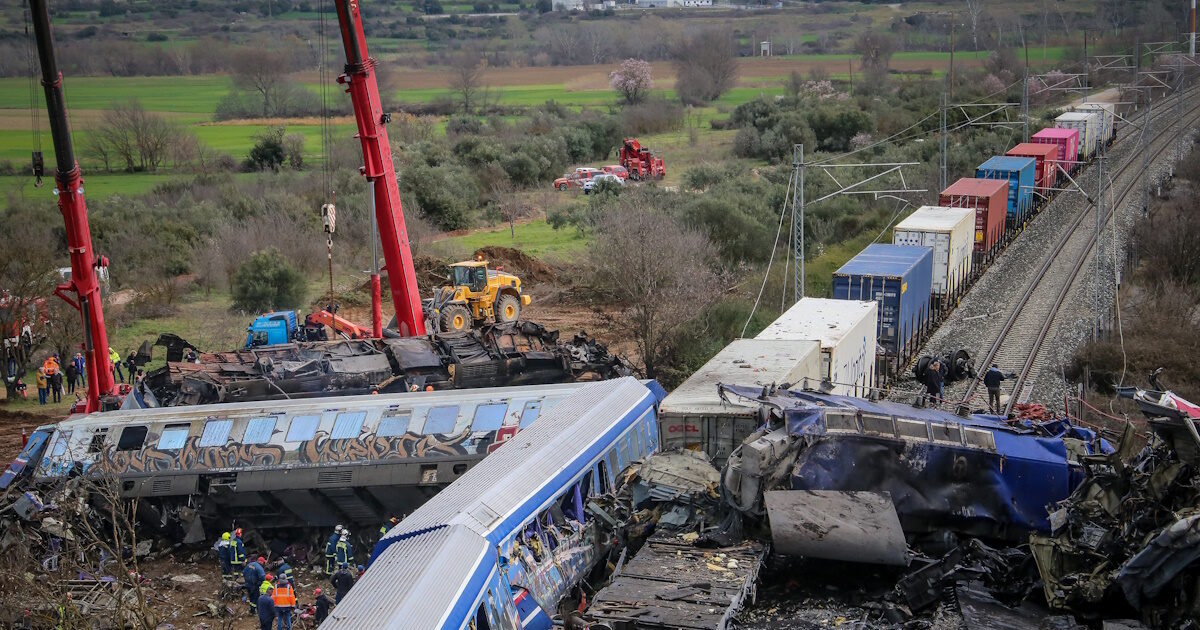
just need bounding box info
[661,339,821,417]
[384,377,660,542]
[321,524,491,630]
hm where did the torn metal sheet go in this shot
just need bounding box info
[587,534,766,630]
[765,490,907,566]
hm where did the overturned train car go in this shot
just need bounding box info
[718,385,1113,550]
[144,322,630,408]
[2,380,657,538]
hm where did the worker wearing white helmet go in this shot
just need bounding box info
[325,525,343,573]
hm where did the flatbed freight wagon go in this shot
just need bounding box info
[658,338,820,465]
[832,244,933,363]
[756,297,878,397]
[938,177,1008,264]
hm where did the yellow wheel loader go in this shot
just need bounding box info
[424,260,531,334]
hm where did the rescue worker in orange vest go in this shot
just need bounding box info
[272,576,297,630]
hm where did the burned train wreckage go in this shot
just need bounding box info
[143,322,630,407]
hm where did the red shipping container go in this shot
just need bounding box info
[939,177,1009,258]
[1031,128,1079,175]
[1006,142,1060,199]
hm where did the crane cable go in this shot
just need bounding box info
[318,0,336,300]
[23,0,43,188]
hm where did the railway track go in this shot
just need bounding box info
[959,89,1200,415]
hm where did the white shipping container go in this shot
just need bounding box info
[1074,102,1115,145]
[892,206,975,297]
[659,338,821,463]
[1056,111,1100,160]
[756,297,878,397]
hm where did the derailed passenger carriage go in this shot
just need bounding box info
[322,377,664,630]
[5,382,626,535]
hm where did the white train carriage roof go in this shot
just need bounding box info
[324,524,492,629]
[382,376,656,542]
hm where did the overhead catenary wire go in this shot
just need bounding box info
[740,170,792,338]
[23,0,42,185]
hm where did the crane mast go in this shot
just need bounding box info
[29,0,117,413]
[333,0,426,337]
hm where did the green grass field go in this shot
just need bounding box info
[433,218,589,261]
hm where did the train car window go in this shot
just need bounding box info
[50,431,72,458]
[331,411,367,440]
[631,427,642,458]
[87,428,109,453]
[471,403,509,432]
[116,426,147,451]
[518,401,541,428]
[377,412,411,437]
[597,460,611,493]
[243,417,276,444]
[156,424,191,450]
[423,406,459,434]
[607,447,619,477]
[285,415,321,442]
[198,419,234,447]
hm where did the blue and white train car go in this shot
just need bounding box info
[320,376,665,630]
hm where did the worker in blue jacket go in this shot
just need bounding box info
[334,534,353,568]
[325,525,342,574]
[277,557,294,584]
[256,588,276,630]
[243,556,266,612]
[215,532,233,579]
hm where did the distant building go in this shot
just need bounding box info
[634,0,712,7]
[760,40,771,56]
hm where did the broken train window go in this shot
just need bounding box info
[285,415,320,442]
[518,401,541,428]
[423,405,460,434]
[471,403,509,432]
[377,412,412,437]
[50,430,73,458]
[243,417,277,445]
[156,424,191,450]
[198,418,234,447]
[87,428,109,453]
[116,426,148,451]
[331,411,367,440]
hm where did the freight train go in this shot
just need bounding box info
[657,102,1121,458]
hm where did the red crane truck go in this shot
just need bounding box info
[618,137,666,181]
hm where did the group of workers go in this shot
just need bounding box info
[921,361,1016,415]
[214,518,400,628]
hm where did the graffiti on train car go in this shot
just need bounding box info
[298,429,473,464]
[95,437,288,474]
[79,427,500,475]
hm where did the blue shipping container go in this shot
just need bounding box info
[976,156,1036,224]
[832,243,933,357]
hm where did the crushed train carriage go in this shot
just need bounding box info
[3,380,665,538]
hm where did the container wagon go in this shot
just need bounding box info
[1056,111,1100,161]
[1006,143,1060,205]
[658,338,820,465]
[1074,102,1116,146]
[892,206,975,303]
[939,177,1009,265]
[976,156,1037,226]
[756,297,878,397]
[1032,128,1080,175]
[831,244,932,364]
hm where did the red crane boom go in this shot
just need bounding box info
[29,0,117,413]
[333,0,426,337]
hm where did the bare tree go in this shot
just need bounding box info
[672,29,740,105]
[87,100,181,173]
[450,48,486,114]
[232,47,288,117]
[588,196,722,378]
[0,206,57,371]
[855,31,896,71]
[965,0,987,50]
[609,58,654,105]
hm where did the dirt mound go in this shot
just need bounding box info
[474,246,557,283]
[0,407,58,461]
